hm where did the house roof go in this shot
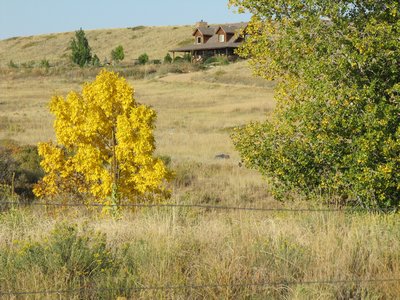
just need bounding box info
[171,22,248,53]
[193,27,215,36]
[217,23,247,34]
[170,42,243,52]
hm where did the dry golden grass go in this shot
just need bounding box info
[0,61,274,163]
[0,25,194,66]
[0,207,399,299]
[0,60,399,298]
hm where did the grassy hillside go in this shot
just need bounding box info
[0,25,194,66]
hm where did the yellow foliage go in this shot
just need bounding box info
[34,69,170,204]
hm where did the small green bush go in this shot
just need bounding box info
[39,59,50,68]
[204,56,229,66]
[0,139,43,201]
[7,60,18,68]
[163,53,172,64]
[0,223,140,299]
[173,56,183,63]
[20,61,35,68]
[111,45,125,63]
[92,54,101,67]
[137,53,149,65]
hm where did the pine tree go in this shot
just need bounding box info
[70,28,92,67]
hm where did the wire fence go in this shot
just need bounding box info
[1,278,399,296]
[0,200,397,213]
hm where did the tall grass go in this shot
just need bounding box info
[0,207,399,299]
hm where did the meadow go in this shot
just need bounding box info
[0,32,399,298]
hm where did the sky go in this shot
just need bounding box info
[0,0,251,40]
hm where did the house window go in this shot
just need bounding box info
[196,36,202,44]
[218,34,225,42]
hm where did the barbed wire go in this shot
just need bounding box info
[0,200,396,213]
[1,278,399,296]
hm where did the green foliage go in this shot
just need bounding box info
[173,56,183,63]
[203,56,229,66]
[230,0,400,209]
[183,53,192,62]
[111,45,125,63]
[39,59,50,69]
[152,59,161,65]
[20,61,35,68]
[70,28,92,67]
[137,53,149,65]
[0,140,43,201]
[163,53,172,64]
[91,54,101,67]
[0,223,138,298]
[7,60,18,68]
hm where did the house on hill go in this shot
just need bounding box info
[169,20,248,61]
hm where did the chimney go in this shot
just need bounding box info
[195,20,208,28]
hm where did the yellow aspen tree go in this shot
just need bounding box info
[34,70,171,206]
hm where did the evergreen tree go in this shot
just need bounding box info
[70,28,92,67]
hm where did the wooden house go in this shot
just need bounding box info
[169,21,248,61]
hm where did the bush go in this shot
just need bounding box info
[7,60,18,68]
[39,59,50,68]
[20,61,35,68]
[204,56,229,66]
[183,53,192,62]
[92,54,101,67]
[111,45,125,63]
[173,56,183,63]
[163,53,172,64]
[0,139,43,201]
[137,53,149,65]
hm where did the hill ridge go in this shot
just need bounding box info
[0,25,194,66]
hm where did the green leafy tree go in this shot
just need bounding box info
[137,53,149,65]
[230,0,400,209]
[70,28,92,67]
[111,45,125,63]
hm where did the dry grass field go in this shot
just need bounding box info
[0,35,399,298]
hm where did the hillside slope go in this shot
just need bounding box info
[0,25,194,66]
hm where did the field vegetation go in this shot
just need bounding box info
[0,24,399,298]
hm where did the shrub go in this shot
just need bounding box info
[20,61,35,68]
[111,45,125,63]
[204,56,229,66]
[137,53,149,65]
[39,59,50,68]
[163,53,172,64]
[7,60,18,68]
[0,139,43,201]
[183,53,192,62]
[173,56,183,63]
[92,54,101,67]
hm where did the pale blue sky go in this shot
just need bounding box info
[0,0,251,40]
